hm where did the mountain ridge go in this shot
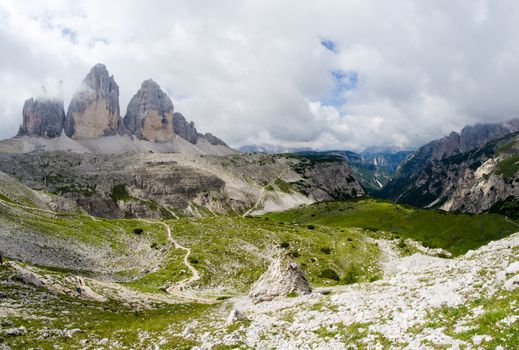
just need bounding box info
[11,63,230,155]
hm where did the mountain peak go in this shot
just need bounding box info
[64,63,121,139]
[123,79,175,142]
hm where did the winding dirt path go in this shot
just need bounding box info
[137,218,210,303]
[506,216,519,229]
[0,197,57,215]
[242,168,289,217]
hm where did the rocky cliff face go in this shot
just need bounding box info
[124,80,175,142]
[378,132,519,213]
[0,151,364,219]
[298,150,412,193]
[64,64,122,139]
[379,119,519,205]
[17,97,65,138]
[172,112,198,144]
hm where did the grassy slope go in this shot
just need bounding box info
[264,198,518,256]
[0,265,210,350]
[0,184,382,293]
[125,216,382,293]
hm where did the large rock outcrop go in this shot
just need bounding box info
[249,253,311,304]
[17,97,65,138]
[64,64,122,139]
[173,112,198,144]
[124,80,175,142]
[200,132,227,146]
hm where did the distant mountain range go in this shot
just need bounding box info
[378,119,519,214]
[295,150,413,193]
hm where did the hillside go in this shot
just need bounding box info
[0,177,518,348]
[377,132,519,213]
[0,151,363,219]
[379,119,519,208]
[295,150,412,193]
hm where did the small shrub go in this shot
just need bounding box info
[133,228,144,235]
[150,242,159,249]
[341,265,362,285]
[287,291,299,298]
[189,257,199,264]
[110,184,132,202]
[280,242,290,249]
[397,238,406,249]
[347,238,353,241]
[320,268,340,281]
[369,275,381,282]
[320,247,332,255]
[307,224,315,230]
[290,251,300,258]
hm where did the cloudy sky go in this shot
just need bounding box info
[1,0,519,151]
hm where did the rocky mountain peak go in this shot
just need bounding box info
[201,132,227,146]
[172,112,198,144]
[17,97,66,138]
[249,253,311,304]
[123,79,175,142]
[64,63,122,139]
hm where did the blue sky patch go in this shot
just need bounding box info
[320,39,337,53]
[321,70,358,107]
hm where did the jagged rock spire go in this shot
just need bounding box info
[17,97,66,138]
[123,79,175,142]
[64,63,122,139]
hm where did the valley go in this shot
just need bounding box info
[1,169,518,348]
[0,64,518,349]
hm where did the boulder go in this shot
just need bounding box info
[65,63,122,139]
[249,253,311,304]
[225,308,248,326]
[123,80,175,142]
[17,97,65,138]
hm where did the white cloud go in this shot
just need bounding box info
[0,0,519,151]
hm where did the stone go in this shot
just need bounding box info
[249,253,311,304]
[123,80,175,142]
[225,308,248,326]
[506,261,519,274]
[5,326,27,336]
[64,63,122,139]
[172,112,198,144]
[17,97,65,138]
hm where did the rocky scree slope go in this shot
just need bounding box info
[379,119,519,209]
[0,152,364,218]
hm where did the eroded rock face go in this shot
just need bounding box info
[17,98,65,138]
[64,64,121,139]
[200,132,227,146]
[380,118,519,205]
[249,253,311,304]
[124,80,175,142]
[173,112,198,144]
